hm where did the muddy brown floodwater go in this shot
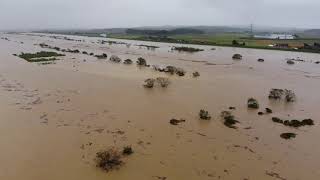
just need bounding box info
[0,33,319,180]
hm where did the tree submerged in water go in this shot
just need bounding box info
[247,98,259,109]
[199,109,211,120]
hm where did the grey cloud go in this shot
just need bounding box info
[0,0,319,30]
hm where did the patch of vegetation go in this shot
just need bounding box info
[110,55,122,63]
[280,133,296,140]
[17,51,64,62]
[199,109,211,120]
[96,148,123,172]
[95,53,108,59]
[122,146,134,155]
[156,77,170,87]
[136,57,148,66]
[221,111,239,129]
[192,71,200,78]
[232,54,243,60]
[272,117,314,128]
[172,46,204,52]
[123,59,133,64]
[247,98,259,109]
[169,118,186,125]
[287,60,295,65]
[268,89,296,102]
[143,78,155,88]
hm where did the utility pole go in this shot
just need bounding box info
[250,24,254,38]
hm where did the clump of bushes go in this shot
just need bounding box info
[247,98,259,109]
[221,111,239,129]
[96,148,123,172]
[164,66,186,76]
[287,60,295,65]
[144,78,155,88]
[122,146,133,155]
[143,77,170,88]
[268,89,296,102]
[156,77,170,87]
[232,54,242,60]
[269,89,284,99]
[284,89,296,102]
[169,118,186,125]
[136,57,148,66]
[193,71,200,78]
[96,146,133,172]
[123,59,133,64]
[280,133,296,140]
[199,109,211,120]
[110,55,121,63]
[172,46,204,52]
[95,53,108,59]
[17,51,65,62]
[272,117,314,128]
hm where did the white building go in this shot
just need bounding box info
[254,34,295,40]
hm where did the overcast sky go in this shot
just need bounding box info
[0,0,319,30]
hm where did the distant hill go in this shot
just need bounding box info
[126,28,204,36]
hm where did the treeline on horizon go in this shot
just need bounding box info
[125,28,204,36]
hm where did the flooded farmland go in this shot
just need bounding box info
[0,32,319,180]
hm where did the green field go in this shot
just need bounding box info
[108,33,320,53]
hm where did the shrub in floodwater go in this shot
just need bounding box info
[265,108,273,114]
[271,117,314,127]
[110,55,121,63]
[176,68,186,76]
[232,54,242,60]
[193,71,200,78]
[287,60,295,65]
[284,89,296,102]
[221,111,239,129]
[199,109,211,120]
[136,57,148,66]
[96,148,123,172]
[280,133,296,140]
[95,53,108,59]
[123,59,133,64]
[169,118,186,125]
[143,78,155,88]
[269,89,284,100]
[122,146,133,155]
[164,66,177,75]
[172,46,204,52]
[247,98,259,109]
[156,77,170,88]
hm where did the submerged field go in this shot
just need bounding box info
[0,32,320,180]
